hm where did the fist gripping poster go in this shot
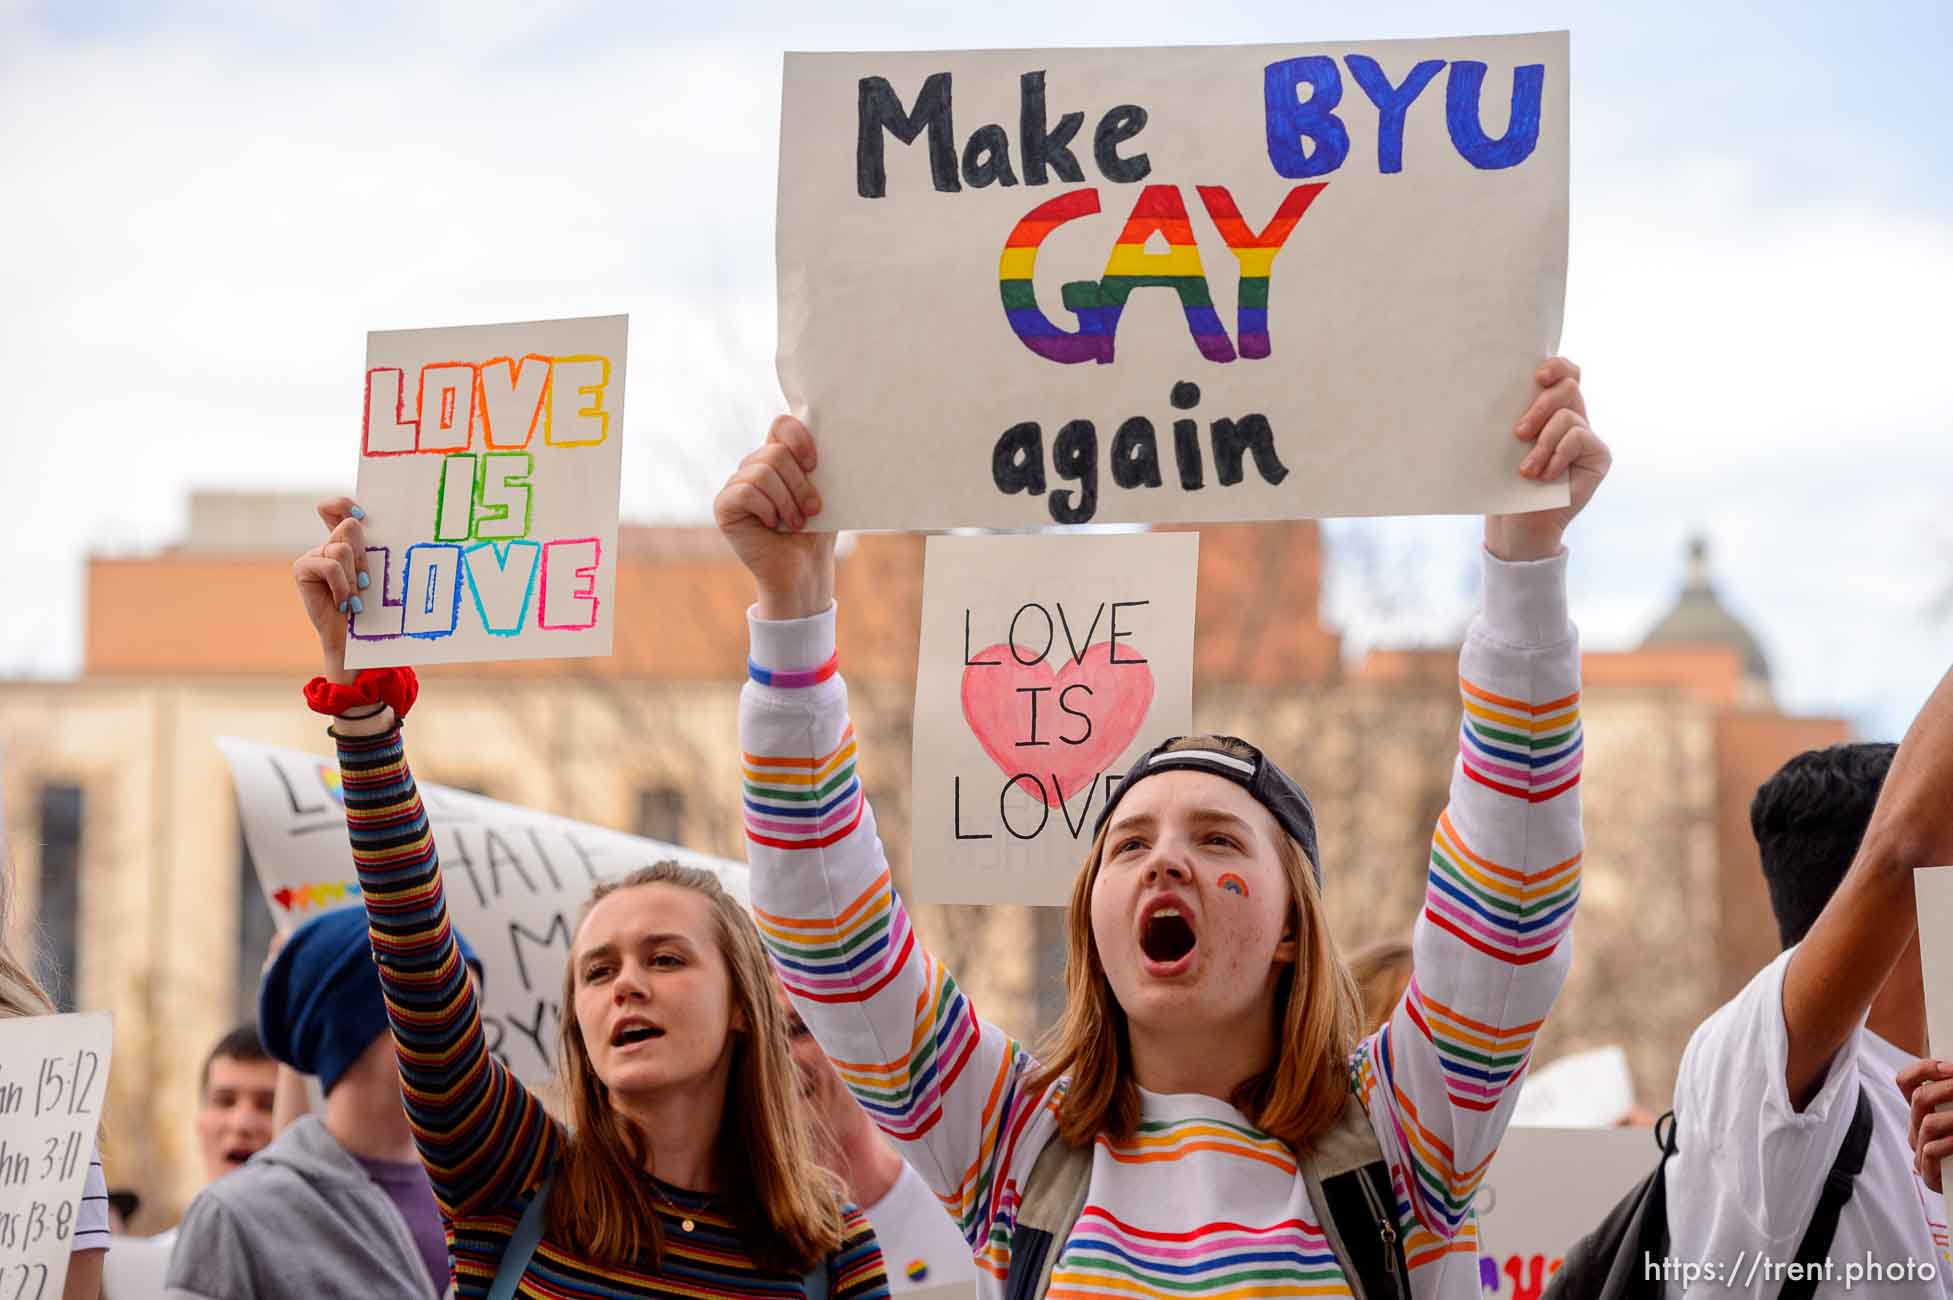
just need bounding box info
[777,34,1569,530]
[910,533,1197,905]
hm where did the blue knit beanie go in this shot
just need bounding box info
[258,906,483,1095]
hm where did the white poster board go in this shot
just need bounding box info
[778,34,1569,530]
[910,532,1196,906]
[1473,1126,1656,1298]
[1915,866,1953,1195]
[0,1012,113,1300]
[347,313,627,667]
[1512,1045,1638,1127]
[217,738,746,1086]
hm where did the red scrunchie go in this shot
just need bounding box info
[303,666,418,720]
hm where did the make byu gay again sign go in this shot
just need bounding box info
[778,34,1568,530]
[347,314,627,667]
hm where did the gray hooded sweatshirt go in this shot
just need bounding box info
[164,1115,442,1300]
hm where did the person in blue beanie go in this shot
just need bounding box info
[165,906,483,1300]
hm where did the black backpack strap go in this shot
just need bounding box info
[1779,1086,1875,1300]
[1301,1094,1410,1300]
[1322,1161,1410,1300]
[1604,1112,1679,1299]
[1538,1109,1679,1300]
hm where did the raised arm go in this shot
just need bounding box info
[718,422,1051,1269]
[1354,359,1607,1269]
[293,497,560,1217]
[1791,663,1953,1109]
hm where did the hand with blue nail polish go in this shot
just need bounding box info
[294,495,370,685]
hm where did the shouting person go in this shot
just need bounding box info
[718,357,1606,1298]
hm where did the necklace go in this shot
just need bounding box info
[650,1181,697,1233]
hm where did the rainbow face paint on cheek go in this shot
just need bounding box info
[1217,872,1248,898]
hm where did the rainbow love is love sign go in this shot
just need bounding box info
[778,34,1568,530]
[346,313,627,668]
[909,532,1197,906]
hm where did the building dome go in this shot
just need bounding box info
[1642,536,1772,687]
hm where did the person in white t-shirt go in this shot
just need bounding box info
[1665,662,1953,1298]
[777,984,977,1293]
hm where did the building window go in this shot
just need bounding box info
[635,786,685,844]
[235,824,277,1025]
[35,783,83,1012]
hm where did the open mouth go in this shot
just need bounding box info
[1140,903,1198,967]
[222,1147,255,1166]
[611,1022,665,1048]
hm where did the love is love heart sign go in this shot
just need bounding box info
[911,532,1197,905]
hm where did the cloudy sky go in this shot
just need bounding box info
[2,0,1947,737]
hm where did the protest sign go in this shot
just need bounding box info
[0,1012,112,1300]
[1915,865,1953,1194]
[347,314,627,668]
[1474,1126,1656,1300]
[1512,1044,1638,1127]
[909,532,1196,906]
[778,34,1569,530]
[216,737,746,1087]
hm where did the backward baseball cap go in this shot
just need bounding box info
[1093,736,1321,887]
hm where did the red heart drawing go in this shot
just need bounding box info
[961,639,1155,807]
[272,888,294,911]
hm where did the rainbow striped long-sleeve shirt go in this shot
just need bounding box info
[335,729,889,1299]
[744,549,1582,1300]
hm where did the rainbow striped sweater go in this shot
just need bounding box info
[335,728,889,1299]
[743,550,1582,1300]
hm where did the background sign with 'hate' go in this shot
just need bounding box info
[348,313,627,668]
[911,532,1196,906]
[218,737,747,1088]
[778,34,1568,530]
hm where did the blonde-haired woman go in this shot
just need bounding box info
[718,357,1605,1300]
[289,530,888,1298]
[1,874,109,1300]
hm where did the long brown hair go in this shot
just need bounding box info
[547,862,846,1271]
[1027,735,1363,1151]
